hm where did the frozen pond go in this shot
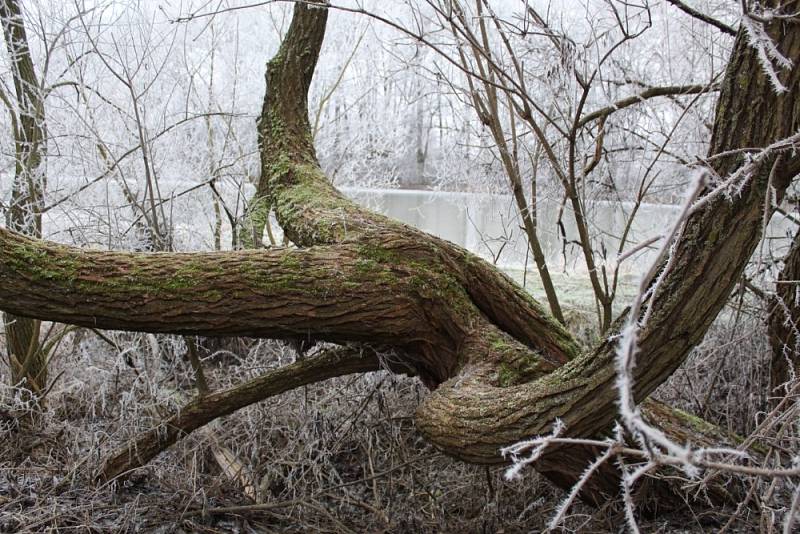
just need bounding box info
[341,187,797,307]
[343,187,682,274]
[41,176,796,281]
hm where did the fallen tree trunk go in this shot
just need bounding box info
[1,0,800,509]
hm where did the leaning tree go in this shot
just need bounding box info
[1,0,800,509]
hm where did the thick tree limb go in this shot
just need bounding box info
[0,227,571,386]
[0,233,440,344]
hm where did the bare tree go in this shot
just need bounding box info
[1,0,800,514]
[0,0,47,397]
[430,0,722,331]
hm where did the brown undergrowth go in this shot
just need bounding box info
[0,299,793,532]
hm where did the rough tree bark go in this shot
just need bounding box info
[0,1,799,509]
[768,228,800,405]
[0,0,47,395]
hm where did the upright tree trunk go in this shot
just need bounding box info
[0,0,46,396]
[768,228,800,405]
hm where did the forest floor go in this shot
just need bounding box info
[0,276,776,533]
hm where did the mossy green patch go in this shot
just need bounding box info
[486,329,552,387]
[6,240,81,284]
[358,243,398,265]
[497,363,516,388]
[671,407,720,436]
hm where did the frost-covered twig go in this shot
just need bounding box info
[546,440,619,532]
[614,172,707,472]
[741,10,793,93]
[501,418,565,480]
[618,460,642,533]
[501,128,800,523]
[504,436,800,477]
[612,124,800,516]
[691,131,800,216]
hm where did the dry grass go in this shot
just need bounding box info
[653,298,800,532]
[1,334,562,533]
[0,293,796,532]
